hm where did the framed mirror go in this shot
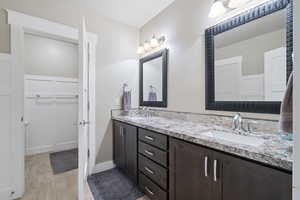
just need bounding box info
[139,48,168,107]
[205,0,293,114]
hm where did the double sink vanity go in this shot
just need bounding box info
[113,0,294,199]
[111,109,292,200]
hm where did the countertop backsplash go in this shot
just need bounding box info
[111,108,280,135]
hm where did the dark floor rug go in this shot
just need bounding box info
[88,168,144,200]
[50,148,78,174]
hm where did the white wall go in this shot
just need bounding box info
[140,0,279,120]
[24,33,78,78]
[293,0,299,198]
[0,0,139,164]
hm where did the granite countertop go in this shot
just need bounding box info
[112,113,293,171]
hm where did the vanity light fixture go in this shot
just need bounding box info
[137,44,145,54]
[209,0,228,18]
[137,35,166,55]
[143,41,151,51]
[150,35,159,48]
[209,0,251,18]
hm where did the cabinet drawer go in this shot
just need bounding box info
[139,154,168,190]
[139,173,167,200]
[139,141,167,167]
[139,129,167,150]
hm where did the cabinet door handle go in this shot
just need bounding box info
[204,156,208,177]
[119,126,123,137]
[144,166,155,174]
[145,135,154,141]
[145,187,154,196]
[144,150,154,156]
[214,160,218,182]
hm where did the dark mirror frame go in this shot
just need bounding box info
[139,48,168,107]
[205,0,293,114]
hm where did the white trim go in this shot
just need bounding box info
[7,10,98,199]
[6,9,98,44]
[26,141,78,156]
[88,41,97,175]
[92,161,116,174]
[24,75,79,83]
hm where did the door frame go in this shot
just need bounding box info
[215,56,242,101]
[6,9,98,198]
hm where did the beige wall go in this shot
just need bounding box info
[216,29,285,76]
[140,0,279,120]
[0,0,139,164]
[24,33,78,78]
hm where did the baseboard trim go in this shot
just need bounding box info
[92,160,115,174]
[26,141,78,155]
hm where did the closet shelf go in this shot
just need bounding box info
[25,94,79,99]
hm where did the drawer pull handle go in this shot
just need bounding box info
[144,150,154,156]
[145,187,154,196]
[214,160,217,182]
[204,156,208,177]
[145,135,155,141]
[144,167,155,174]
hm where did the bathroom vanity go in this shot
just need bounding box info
[112,110,292,200]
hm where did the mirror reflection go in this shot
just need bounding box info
[143,56,163,102]
[214,9,287,101]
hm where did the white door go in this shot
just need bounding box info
[0,53,24,199]
[78,18,90,200]
[264,47,287,101]
[215,56,242,101]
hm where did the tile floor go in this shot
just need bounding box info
[18,153,148,200]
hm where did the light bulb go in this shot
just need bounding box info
[228,0,250,8]
[137,45,145,54]
[150,35,159,48]
[208,0,228,18]
[143,41,151,51]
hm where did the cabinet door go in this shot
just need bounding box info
[169,138,213,200]
[213,151,292,200]
[123,123,138,184]
[113,121,126,170]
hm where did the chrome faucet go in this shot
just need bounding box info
[232,113,246,132]
[141,107,152,118]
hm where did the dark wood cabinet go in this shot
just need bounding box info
[170,138,292,200]
[113,121,292,200]
[113,121,137,184]
[213,151,292,200]
[169,138,213,200]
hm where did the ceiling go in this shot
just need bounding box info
[83,0,175,27]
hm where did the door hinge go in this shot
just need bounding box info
[87,101,90,111]
[88,149,90,158]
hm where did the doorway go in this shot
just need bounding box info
[5,10,98,200]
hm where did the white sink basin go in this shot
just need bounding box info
[202,131,265,147]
